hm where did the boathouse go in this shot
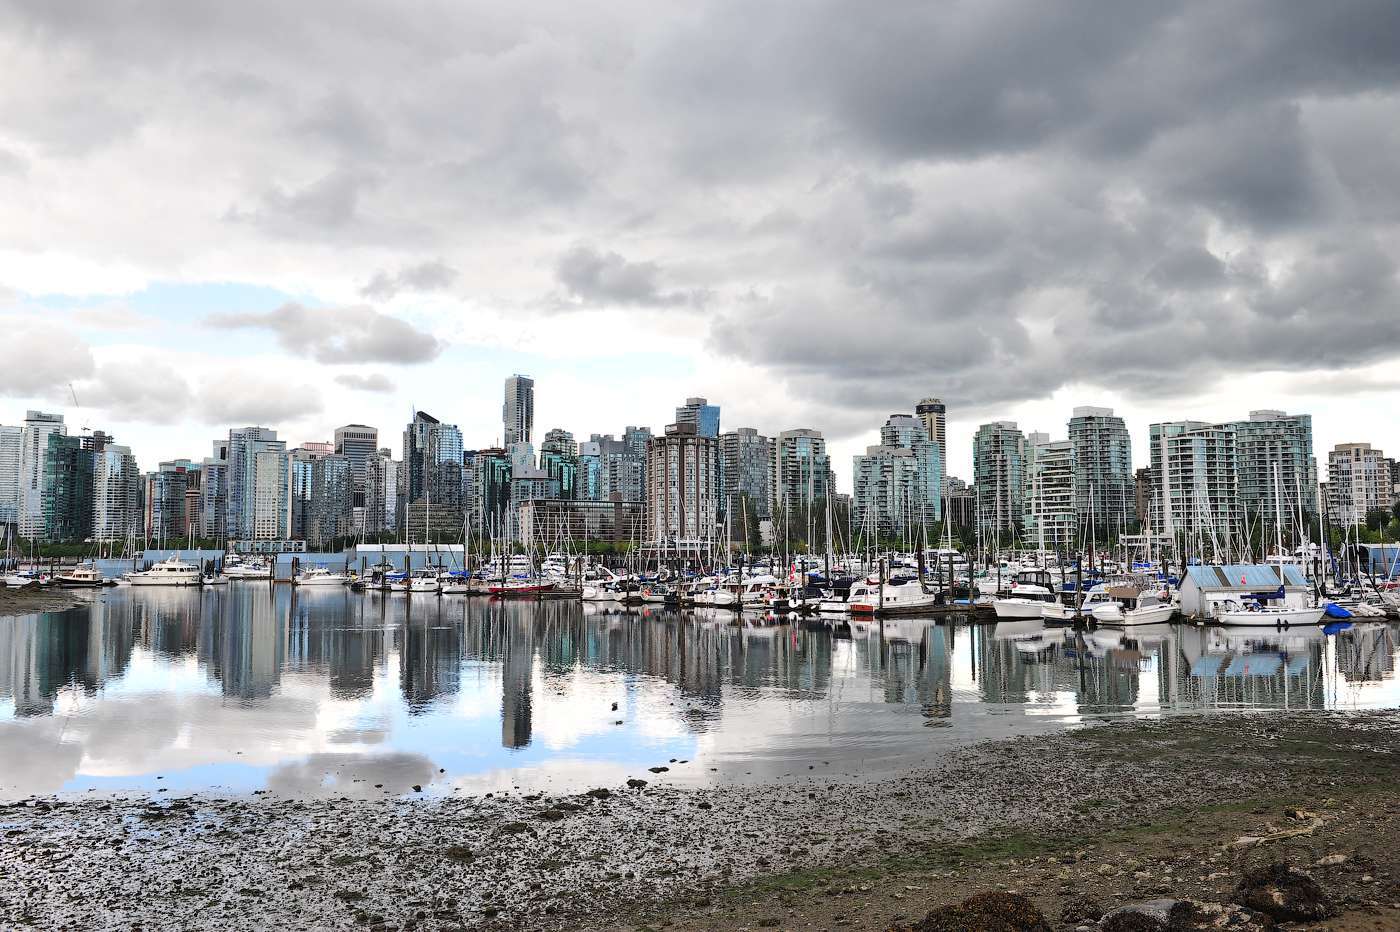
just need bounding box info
[1178,564,1311,619]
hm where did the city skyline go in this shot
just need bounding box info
[0,387,1383,500]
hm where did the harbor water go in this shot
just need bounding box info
[1,587,1397,800]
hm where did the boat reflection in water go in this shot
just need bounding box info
[0,588,1395,799]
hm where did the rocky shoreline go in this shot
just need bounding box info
[1,713,1397,930]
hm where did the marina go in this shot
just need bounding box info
[1,586,1395,801]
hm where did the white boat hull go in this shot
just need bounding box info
[1092,603,1176,626]
[125,575,201,587]
[295,576,348,587]
[993,598,1050,619]
[1215,606,1324,627]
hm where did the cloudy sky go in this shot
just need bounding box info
[2,1,1398,485]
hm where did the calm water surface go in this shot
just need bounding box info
[2,586,1397,799]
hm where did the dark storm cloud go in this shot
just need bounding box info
[360,260,458,301]
[3,0,1400,434]
[209,303,443,364]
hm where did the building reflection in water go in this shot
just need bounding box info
[0,601,136,716]
[1,590,1398,779]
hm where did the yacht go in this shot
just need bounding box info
[294,566,350,587]
[220,554,273,580]
[123,557,202,587]
[847,575,941,616]
[992,570,1059,618]
[55,562,107,588]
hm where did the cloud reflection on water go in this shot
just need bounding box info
[0,587,1396,799]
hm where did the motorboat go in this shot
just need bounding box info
[992,570,1059,619]
[401,571,441,594]
[847,575,941,616]
[54,562,107,588]
[738,574,780,609]
[1091,587,1176,626]
[581,583,620,601]
[2,572,39,588]
[692,583,740,609]
[294,566,349,587]
[123,557,202,587]
[1041,586,1115,623]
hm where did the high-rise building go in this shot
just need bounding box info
[0,424,21,527]
[541,428,577,456]
[1224,410,1316,525]
[225,427,286,540]
[773,429,831,517]
[508,465,561,542]
[198,444,229,542]
[309,454,354,546]
[333,425,378,507]
[1327,443,1392,525]
[915,398,948,466]
[719,427,775,521]
[403,411,464,509]
[674,397,721,438]
[145,459,195,543]
[1067,406,1134,537]
[591,432,647,504]
[93,445,140,542]
[465,447,513,533]
[364,448,399,536]
[248,445,291,540]
[646,422,720,544]
[945,476,975,529]
[1134,467,1153,527]
[288,446,326,541]
[18,410,65,539]
[851,445,920,540]
[973,421,1026,539]
[576,441,603,501]
[540,429,579,500]
[1023,435,1076,550]
[1149,421,1242,547]
[41,434,95,542]
[623,425,651,459]
[503,374,535,447]
[880,414,943,526]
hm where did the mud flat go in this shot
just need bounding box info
[1,713,1397,930]
[0,587,85,618]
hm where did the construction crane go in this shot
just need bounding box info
[68,382,92,436]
